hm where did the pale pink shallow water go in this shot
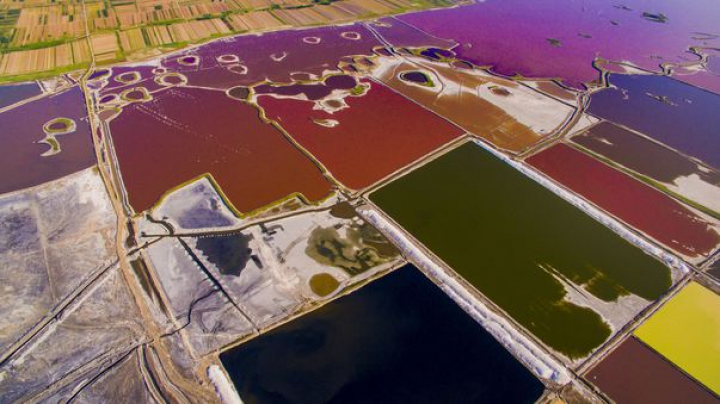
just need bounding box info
[399,0,720,88]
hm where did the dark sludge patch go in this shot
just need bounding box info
[324,74,356,90]
[179,55,199,65]
[374,47,393,57]
[89,69,111,80]
[642,12,668,23]
[228,86,250,100]
[219,264,545,404]
[420,47,455,60]
[291,73,312,81]
[195,232,254,276]
[452,60,474,69]
[324,99,343,108]
[305,221,398,276]
[99,94,116,104]
[341,64,359,73]
[329,201,357,219]
[490,86,512,96]
[399,71,434,87]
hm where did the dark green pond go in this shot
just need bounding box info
[220,264,544,404]
[370,142,671,358]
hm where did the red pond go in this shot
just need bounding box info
[108,86,332,214]
[586,337,718,404]
[257,79,464,189]
[527,143,719,259]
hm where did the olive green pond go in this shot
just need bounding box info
[370,142,671,359]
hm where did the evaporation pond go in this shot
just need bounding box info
[634,282,720,395]
[370,142,671,359]
[0,82,41,109]
[219,264,544,404]
[587,74,720,168]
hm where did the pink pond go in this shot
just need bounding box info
[398,0,720,88]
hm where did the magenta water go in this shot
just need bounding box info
[588,74,720,168]
[399,0,720,87]
[161,24,380,89]
[0,82,41,109]
[0,86,95,194]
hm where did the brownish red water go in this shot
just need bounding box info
[527,144,719,258]
[109,87,332,214]
[258,80,463,189]
[571,122,720,185]
[586,337,718,404]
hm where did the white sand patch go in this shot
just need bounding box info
[152,176,242,233]
[669,174,720,213]
[476,82,574,136]
[540,263,650,331]
[208,365,244,404]
[565,114,599,137]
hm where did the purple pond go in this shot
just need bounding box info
[587,74,720,168]
[0,86,96,194]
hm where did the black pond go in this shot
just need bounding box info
[220,264,544,404]
[400,71,431,85]
[195,233,253,276]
